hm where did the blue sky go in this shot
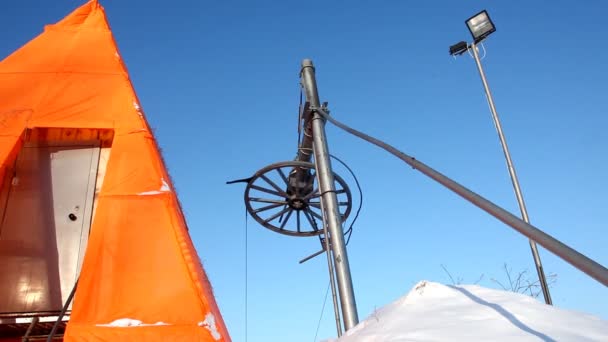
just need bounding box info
[2,1,607,341]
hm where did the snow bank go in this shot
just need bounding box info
[329,281,608,341]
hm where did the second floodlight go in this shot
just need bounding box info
[449,41,469,56]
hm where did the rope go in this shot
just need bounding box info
[244,207,248,342]
[313,282,331,342]
[327,154,363,245]
[298,85,303,146]
[293,145,363,246]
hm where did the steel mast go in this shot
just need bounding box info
[300,59,359,330]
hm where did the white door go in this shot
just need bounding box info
[0,143,99,314]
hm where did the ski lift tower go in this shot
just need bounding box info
[236,57,608,337]
[237,59,359,333]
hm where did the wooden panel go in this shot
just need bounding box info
[26,128,114,147]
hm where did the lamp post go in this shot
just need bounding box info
[450,10,553,305]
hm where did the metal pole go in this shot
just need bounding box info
[22,316,39,342]
[470,43,552,304]
[47,279,78,342]
[317,107,608,287]
[322,232,344,336]
[301,59,359,331]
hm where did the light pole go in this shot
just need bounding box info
[450,10,553,305]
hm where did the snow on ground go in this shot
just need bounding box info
[327,281,608,342]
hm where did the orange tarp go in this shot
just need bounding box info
[0,1,230,341]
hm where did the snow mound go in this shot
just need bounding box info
[330,281,608,341]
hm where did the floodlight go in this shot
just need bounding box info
[449,41,469,56]
[465,10,496,43]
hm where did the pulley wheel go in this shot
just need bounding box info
[244,161,352,237]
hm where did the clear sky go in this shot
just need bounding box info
[2,1,607,341]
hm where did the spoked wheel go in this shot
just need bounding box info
[244,161,352,237]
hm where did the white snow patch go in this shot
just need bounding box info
[198,313,221,340]
[137,178,171,196]
[160,178,170,192]
[326,281,608,342]
[96,318,169,327]
[133,100,143,117]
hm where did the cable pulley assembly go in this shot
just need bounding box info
[242,161,352,237]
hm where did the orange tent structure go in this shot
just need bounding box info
[0,1,230,340]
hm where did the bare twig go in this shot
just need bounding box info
[473,273,485,285]
[440,263,555,299]
[440,264,458,285]
[491,263,557,298]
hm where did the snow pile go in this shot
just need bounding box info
[330,281,608,341]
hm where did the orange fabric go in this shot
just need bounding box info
[0,1,230,341]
